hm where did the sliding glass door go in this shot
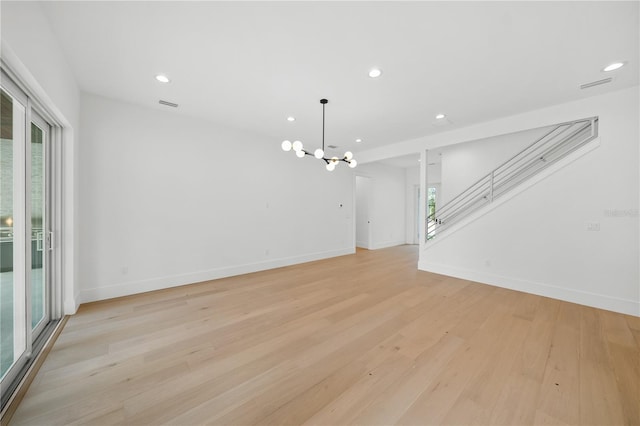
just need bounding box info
[0,74,52,393]
[30,115,49,338]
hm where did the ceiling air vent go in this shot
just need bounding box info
[327,144,338,149]
[580,78,613,90]
[159,100,178,108]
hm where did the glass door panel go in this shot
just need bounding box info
[30,120,47,334]
[0,88,27,381]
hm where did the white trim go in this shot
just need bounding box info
[61,128,78,315]
[49,127,65,318]
[419,149,427,249]
[411,184,420,245]
[418,260,640,317]
[369,240,406,250]
[24,97,33,355]
[355,240,369,249]
[80,248,355,303]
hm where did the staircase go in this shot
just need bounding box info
[426,117,598,241]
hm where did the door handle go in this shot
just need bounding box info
[46,231,53,251]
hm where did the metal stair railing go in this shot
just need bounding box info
[426,117,598,241]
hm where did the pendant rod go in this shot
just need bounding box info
[320,98,328,152]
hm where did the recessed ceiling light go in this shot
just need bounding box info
[287,116,295,122]
[435,113,446,119]
[355,138,363,143]
[368,68,382,78]
[603,62,625,72]
[155,74,170,83]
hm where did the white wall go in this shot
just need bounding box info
[355,163,406,250]
[418,87,639,316]
[79,93,354,302]
[1,1,81,314]
[426,161,441,186]
[405,167,419,244]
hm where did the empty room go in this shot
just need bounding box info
[1,1,638,425]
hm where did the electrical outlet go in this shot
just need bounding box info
[585,222,600,231]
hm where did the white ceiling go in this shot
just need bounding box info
[39,1,639,154]
[377,153,421,169]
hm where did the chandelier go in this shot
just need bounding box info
[281,99,357,171]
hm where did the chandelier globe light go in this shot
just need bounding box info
[281,99,357,171]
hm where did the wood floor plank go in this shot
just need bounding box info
[397,301,523,425]
[606,341,640,424]
[509,296,560,384]
[491,344,550,425]
[489,375,541,425]
[535,303,581,425]
[8,245,639,426]
[579,308,627,425]
[347,332,464,425]
[301,335,413,425]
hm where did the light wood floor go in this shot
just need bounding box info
[10,246,640,425]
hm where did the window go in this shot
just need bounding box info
[426,187,437,239]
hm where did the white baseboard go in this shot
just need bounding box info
[63,293,80,315]
[81,248,355,304]
[370,240,406,250]
[418,260,640,317]
[356,240,369,249]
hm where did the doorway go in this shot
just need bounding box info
[1,69,57,409]
[355,176,372,249]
